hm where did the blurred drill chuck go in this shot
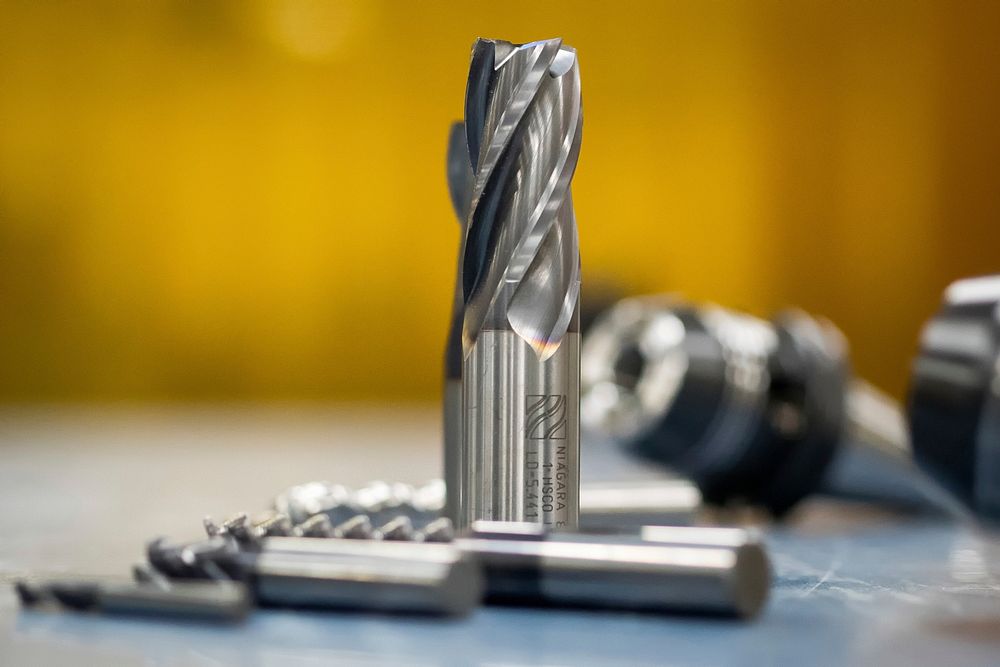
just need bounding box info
[909,274,1000,522]
[581,296,957,517]
[456,38,583,529]
[582,296,848,515]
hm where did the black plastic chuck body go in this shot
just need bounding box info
[908,275,1000,522]
[582,298,849,516]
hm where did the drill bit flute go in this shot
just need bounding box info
[458,38,583,530]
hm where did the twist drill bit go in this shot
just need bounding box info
[458,38,583,530]
[273,476,701,534]
[146,535,481,617]
[16,579,250,623]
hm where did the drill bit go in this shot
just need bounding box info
[458,37,583,530]
[17,578,250,623]
[273,476,702,534]
[147,535,481,617]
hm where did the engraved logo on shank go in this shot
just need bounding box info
[525,394,567,440]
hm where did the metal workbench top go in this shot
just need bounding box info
[2,406,999,666]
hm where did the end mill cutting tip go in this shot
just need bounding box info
[461,37,582,358]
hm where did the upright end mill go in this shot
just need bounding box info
[462,38,582,358]
[457,38,583,529]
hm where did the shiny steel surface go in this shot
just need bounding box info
[253,537,481,616]
[253,525,768,619]
[578,478,702,528]
[463,330,580,528]
[459,38,583,529]
[456,523,770,618]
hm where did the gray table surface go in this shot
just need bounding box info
[2,406,999,666]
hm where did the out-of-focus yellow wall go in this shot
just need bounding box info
[1,1,998,402]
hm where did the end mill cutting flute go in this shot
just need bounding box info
[458,38,583,530]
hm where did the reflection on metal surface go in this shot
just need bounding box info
[457,38,583,530]
[579,479,702,529]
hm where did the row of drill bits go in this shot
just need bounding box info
[17,487,769,622]
[271,479,446,528]
[139,520,769,619]
[204,510,456,545]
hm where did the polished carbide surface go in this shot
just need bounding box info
[463,330,580,527]
[3,407,1000,666]
[253,538,481,616]
[455,526,769,618]
[459,38,583,530]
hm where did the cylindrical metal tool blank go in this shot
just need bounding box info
[579,479,702,529]
[252,537,482,616]
[457,525,770,618]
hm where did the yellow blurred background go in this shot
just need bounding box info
[1,0,997,403]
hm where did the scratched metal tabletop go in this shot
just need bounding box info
[2,406,999,666]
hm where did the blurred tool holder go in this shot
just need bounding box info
[581,295,968,517]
